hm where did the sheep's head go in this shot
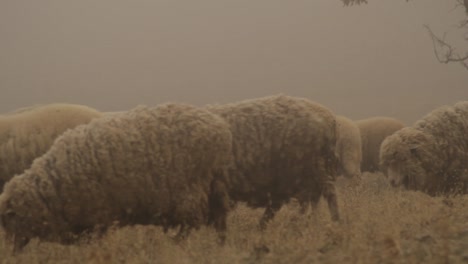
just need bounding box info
[0,175,59,251]
[0,188,32,253]
[380,127,434,192]
[0,206,31,253]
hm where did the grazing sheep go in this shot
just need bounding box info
[335,115,362,180]
[0,103,102,191]
[0,103,233,251]
[207,94,340,228]
[298,115,361,213]
[356,117,405,173]
[380,101,468,195]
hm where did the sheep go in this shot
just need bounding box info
[0,103,233,251]
[335,115,362,180]
[298,115,361,213]
[356,117,405,173]
[380,101,468,196]
[206,94,340,228]
[0,103,102,191]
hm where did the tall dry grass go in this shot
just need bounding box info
[1,173,467,264]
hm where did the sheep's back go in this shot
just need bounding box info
[207,95,337,204]
[0,104,102,190]
[356,117,405,172]
[413,101,468,184]
[14,103,232,231]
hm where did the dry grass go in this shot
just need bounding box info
[1,173,468,264]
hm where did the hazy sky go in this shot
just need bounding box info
[1,0,467,124]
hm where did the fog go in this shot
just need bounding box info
[1,0,467,124]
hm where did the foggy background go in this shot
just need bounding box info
[1,0,467,124]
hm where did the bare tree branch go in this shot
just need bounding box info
[341,0,368,6]
[341,0,412,6]
[341,0,468,71]
[342,0,467,12]
[451,0,468,13]
[424,25,468,70]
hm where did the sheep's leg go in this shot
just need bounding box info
[208,178,230,245]
[213,215,227,246]
[12,235,29,255]
[299,190,322,215]
[173,224,192,242]
[259,199,282,230]
[299,200,309,215]
[294,190,310,215]
[322,181,340,222]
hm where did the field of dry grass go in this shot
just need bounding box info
[1,173,467,264]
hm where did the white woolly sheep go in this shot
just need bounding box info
[380,101,468,195]
[298,115,361,213]
[0,103,233,251]
[0,103,102,191]
[356,117,405,173]
[335,115,362,180]
[206,94,340,228]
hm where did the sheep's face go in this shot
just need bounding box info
[0,198,52,240]
[386,167,403,187]
[380,127,432,192]
[0,181,59,249]
[385,160,426,191]
[0,194,33,252]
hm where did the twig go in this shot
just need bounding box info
[424,25,468,70]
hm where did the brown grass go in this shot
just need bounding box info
[1,173,467,264]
